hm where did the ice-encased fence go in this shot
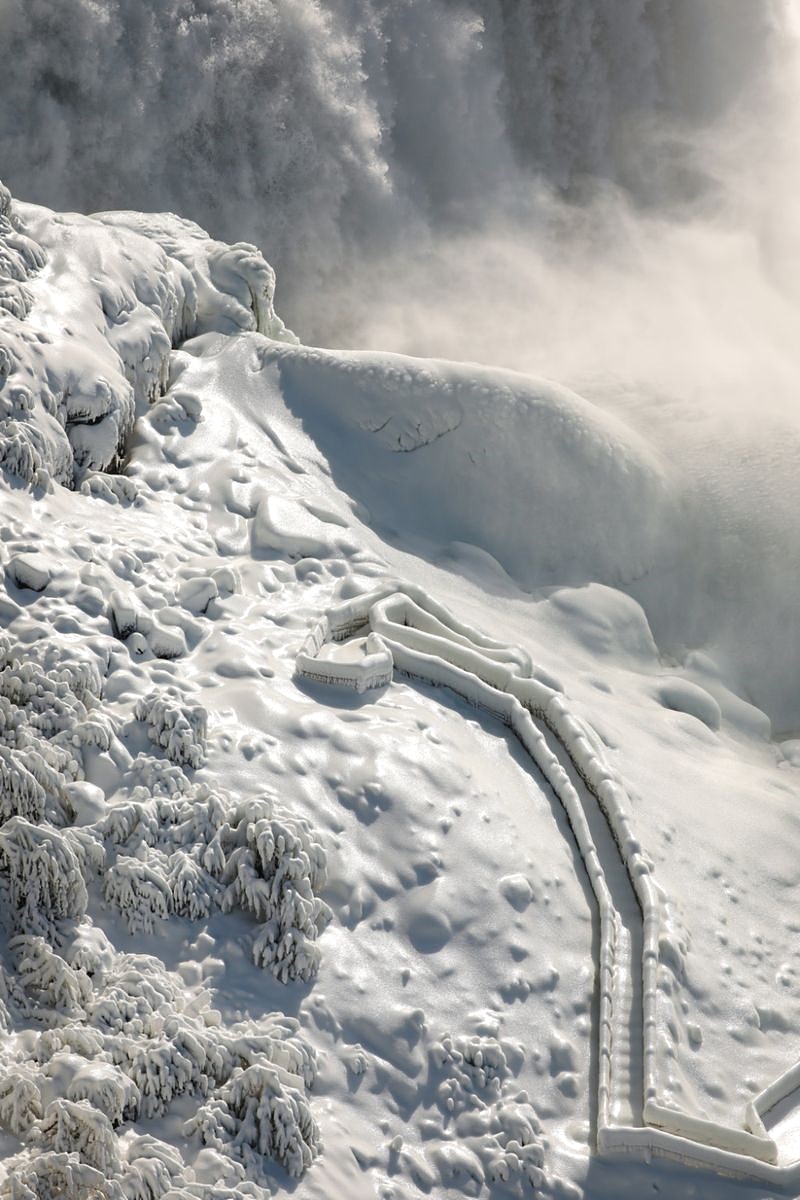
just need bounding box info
[297,582,800,1183]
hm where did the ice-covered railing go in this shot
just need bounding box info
[296,583,800,1183]
[0,181,296,489]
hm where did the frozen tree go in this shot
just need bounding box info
[120,1136,184,1200]
[102,857,171,934]
[0,818,88,934]
[127,753,192,796]
[0,637,106,828]
[134,691,206,768]
[215,798,331,982]
[109,1038,205,1120]
[0,744,46,822]
[64,1062,138,1129]
[36,1099,121,1175]
[34,1027,106,1067]
[0,1066,42,1136]
[102,787,226,857]
[12,937,92,1018]
[167,850,222,920]
[188,1062,320,1178]
[0,640,101,735]
[0,1150,116,1200]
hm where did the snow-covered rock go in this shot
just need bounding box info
[0,179,295,489]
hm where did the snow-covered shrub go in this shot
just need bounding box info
[109,1038,205,1121]
[12,937,92,1018]
[127,753,192,796]
[222,1015,317,1091]
[0,636,101,726]
[134,691,206,768]
[0,818,88,934]
[87,952,186,1037]
[0,1150,114,1200]
[121,1136,184,1200]
[0,418,62,489]
[0,1065,43,1135]
[100,785,329,957]
[63,828,107,881]
[0,743,46,822]
[434,1033,510,1103]
[79,472,139,506]
[0,692,24,745]
[102,802,160,852]
[6,936,321,1189]
[64,1060,139,1129]
[101,787,230,928]
[0,637,106,826]
[103,857,171,934]
[102,787,226,857]
[0,738,84,826]
[37,1098,121,1175]
[188,1062,320,1179]
[424,1030,547,1192]
[214,798,331,982]
[34,1027,106,1067]
[167,850,222,920]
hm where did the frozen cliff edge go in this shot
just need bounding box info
[0,180,295,489]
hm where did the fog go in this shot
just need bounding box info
[1,0,798,725]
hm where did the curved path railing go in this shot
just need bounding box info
[296,584,800,1185]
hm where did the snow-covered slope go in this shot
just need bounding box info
[0,183,798,1200]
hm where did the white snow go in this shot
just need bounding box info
[0,174,798,1200]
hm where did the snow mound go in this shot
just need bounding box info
[260,340,678,592]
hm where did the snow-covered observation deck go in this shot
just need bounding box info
[297,583,800,1185]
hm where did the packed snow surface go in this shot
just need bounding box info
[0,183,799,1200]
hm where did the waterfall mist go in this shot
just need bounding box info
[1,0,799,725]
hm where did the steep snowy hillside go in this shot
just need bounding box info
[1,183,799,1200]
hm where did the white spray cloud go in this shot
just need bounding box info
[1,0,798,723]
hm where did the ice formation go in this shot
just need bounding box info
[0,179,293,490]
